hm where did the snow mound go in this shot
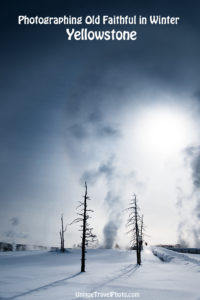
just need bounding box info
[152,247,174,262]
[152,246,200,267]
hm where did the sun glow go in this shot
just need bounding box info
[135,107,193,157]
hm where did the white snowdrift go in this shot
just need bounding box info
[152,246,200,266]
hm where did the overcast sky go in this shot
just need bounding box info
[0,0,200,248]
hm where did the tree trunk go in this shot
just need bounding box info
[60,216,65,253]
[134,197,140,265]
[81,183,87,272]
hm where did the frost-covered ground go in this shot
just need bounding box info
[0,247,200,300]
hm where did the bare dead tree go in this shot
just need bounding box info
[71,182,97,272]
[126,194,143,265]
[59,215,67,252]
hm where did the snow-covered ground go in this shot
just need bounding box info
[0,247,200,300]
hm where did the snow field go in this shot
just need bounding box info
[0,247,200,300]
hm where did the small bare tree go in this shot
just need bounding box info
[126,194,144,265]
[59,215,67,252]
[71,182,97,272]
